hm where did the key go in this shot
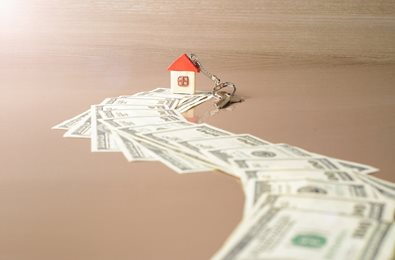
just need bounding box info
[215,90,243,109]
[215,91,232,109]
[229,94,243,104]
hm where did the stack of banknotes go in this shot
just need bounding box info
[53,87,395,259]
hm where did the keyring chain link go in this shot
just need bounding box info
[189,54,220,86]
[189,54,236,97]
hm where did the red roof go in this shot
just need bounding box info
[167,54,200,72]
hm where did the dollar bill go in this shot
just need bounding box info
[97,103,166,110]
[132,88,195,99]
[248,193,395,221]
[231,157,345,171]
[240,169,362,183]
[110,95,180,109]
[111,131,155,161]
[364,175,395,190]
[146,87,173,94]
[132,91,183,99]
[90,105,120,152]
[165,136,273,177]
[166,99,180,110]
[120,89,199,109]
[136,139,212,174]
[140,123,233,148]
[244,178,383,211]
[97,108,182,120]
[135,88,212,108]
[100,97,169,107]
[130,94,181,109]
[176,134,271,153]
[145,87,211,96]
[51,109,90,130]
[113,121,194,161]
[359,175,395,200]
[117,121,193,137]
[101,115,186,129]
[336,159,379,175]
[63,115,91,138]
[176,95,213,113]
[278,143,379,174]
[212,207,395,260]
[126,140,229,174]
[204,144,303,166]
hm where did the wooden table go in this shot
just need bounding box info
[1,1,394,259]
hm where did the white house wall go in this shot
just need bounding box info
[170,71,196,94]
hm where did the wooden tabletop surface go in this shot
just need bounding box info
[1,1,395,259]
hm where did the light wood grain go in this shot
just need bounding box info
[1,0,395,68]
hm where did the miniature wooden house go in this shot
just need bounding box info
[168,54,200,94]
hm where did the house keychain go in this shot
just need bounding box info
[167,53,243,109]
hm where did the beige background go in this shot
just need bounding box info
[1,1,395,259]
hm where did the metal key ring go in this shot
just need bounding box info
[213,82,237,97]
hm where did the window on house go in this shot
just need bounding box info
[177,76,189,87]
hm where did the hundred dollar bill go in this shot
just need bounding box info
[97,108,182,120]
[145,87,173,94]
[166,99,180,110]
[143,87,211,96]
[126,139,229,174]
[278,143,379,174]
[133,87,212,110]
[248,193,395,222]
[119,90,188,109]
[51,109,90,130]
[176,134,271,154]
[114,121,193,161]
[140,123,233,148]
[212,207,395,260]
[97,103,166,110]
[364,175,395,190]
[149,87,211,96]
[136,139,212,174]
[240,169,363,184]
[130,95,181,109]
[101,115,186,129]
[91,106,120,152]
[159,135,273,177]
[114,95,180,110]
[63,114,91,138]
[244,179,383,211]
[100,97,170,107]
[117,121,193,137]
[111,131,155,161]
[204,144,304,166]
[231,157,345,171]
[132,91,184,99]
[358,175,395,200]
[336,159,379,175]
[132,88,196,99]
[177,95,213,113]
